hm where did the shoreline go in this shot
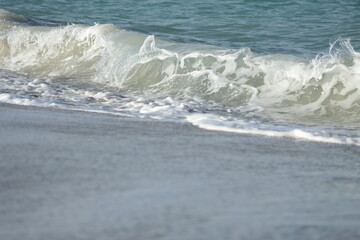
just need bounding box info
[1,103,360,240]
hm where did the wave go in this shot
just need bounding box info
[1,9,360,127]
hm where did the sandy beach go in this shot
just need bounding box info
[1,103,360,240]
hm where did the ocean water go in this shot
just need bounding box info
[1,1,360,145]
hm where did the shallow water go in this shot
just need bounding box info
[1,1,360,145]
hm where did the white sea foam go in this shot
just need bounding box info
[187,114,360,146]
[1,9,360,146]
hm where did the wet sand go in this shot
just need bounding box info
[1,103,360,240]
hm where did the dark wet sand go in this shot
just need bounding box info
[1,103,360,240]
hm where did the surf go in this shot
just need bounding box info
[1,9,360,145]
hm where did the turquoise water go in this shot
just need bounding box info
[1,1,360,144]
[2,0,360,55]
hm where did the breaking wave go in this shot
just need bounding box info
[1,9,360,144]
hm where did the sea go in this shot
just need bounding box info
[1,0,360,145]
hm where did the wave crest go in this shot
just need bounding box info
[1,12,360,123]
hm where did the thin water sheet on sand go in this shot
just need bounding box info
[1,103,360,240]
